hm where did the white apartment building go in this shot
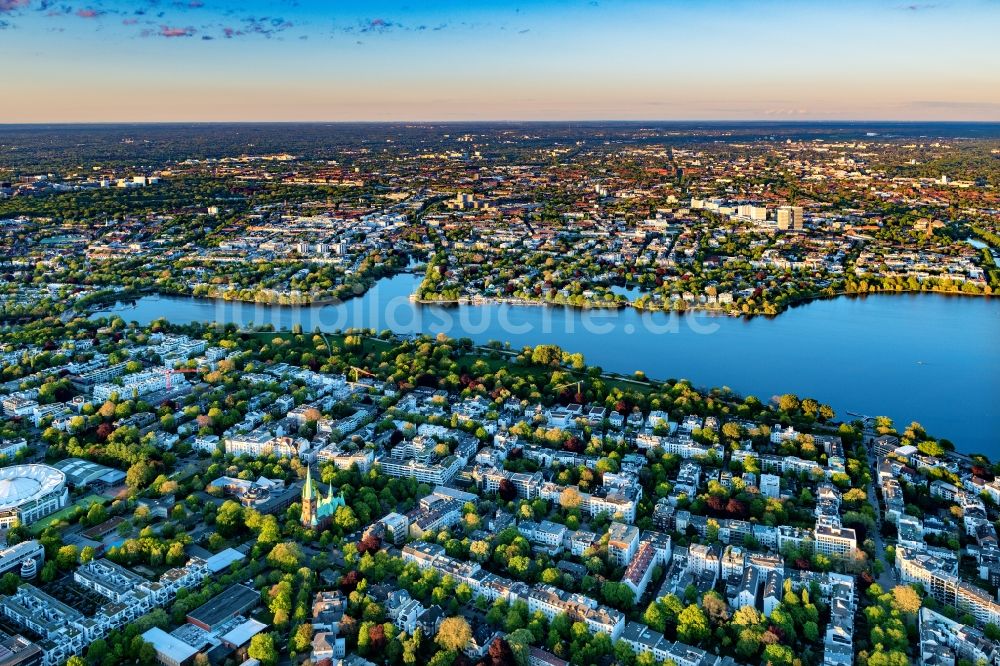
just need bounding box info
[225,431,302,459]
[0,438,27,460]
[93,367,187,401]
[814,524,858,558]
[518,520,567,555]
[527,585,624,640]
[760,473,781,498]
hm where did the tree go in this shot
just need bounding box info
[497,479,518,502]
[614,640,637,666]
[843,488,867,504]
[506,629,533,666]
[215,500,244,536]
[508,555,532,578]
[917,440,946,457]
[40,560,57,582]
[428,651,457,666]
[722,422,743,441]
[559,487,582,510]
[891,585,922,615]
[85,502,107,525]
[643,601,666,632]
[778,394,800,412]
[530,345,563,366]
[677,604,710,645]
[56,545,79,569]
[436,616,472,652]
[334,505,360,532]
[126,460,153,490]
[267,542,304,572]
[470,540,490,562]
[166,541,186,566]
[0,573,19,595]
[86,638,108,663]
[735,629,761,660]
[602,582,635,609]
[701,591,730,626]
[248,632,278,666]
[292,623,314,653]
[138,640,156,664]
[98,400,117,419]
[487,637,516,666]
[257,515,281,546]
[732,605,762,627]
[762,643,794,666]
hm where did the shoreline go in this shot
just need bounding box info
[78,286,999,454]
[79,278,995,321]
[411,285,992,318]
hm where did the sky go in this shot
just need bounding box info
[1,0,999,122]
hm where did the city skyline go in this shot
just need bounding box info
[2,0,1000,122]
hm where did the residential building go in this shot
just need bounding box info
[815,523,858,558]
[608,522,640,567]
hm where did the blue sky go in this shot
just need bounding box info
[1,0,999,121]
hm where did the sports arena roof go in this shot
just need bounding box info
[51,458,125,488]
[0,465,65,510]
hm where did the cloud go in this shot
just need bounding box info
[4,1,519,42]
[0,0,29,12]
[4,2,516,43]
[360,17,397,33]
[219,15,294,38]
[156,24,194,37]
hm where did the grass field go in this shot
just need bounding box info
[30,494,106,535]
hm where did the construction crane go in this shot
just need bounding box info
[162,367,198,390]
[349,366,376,383]
[553,380,584,403]
[320,332,336,357]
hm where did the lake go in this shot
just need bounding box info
[92,273,1000,456]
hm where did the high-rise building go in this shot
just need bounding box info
[776,206,805,231]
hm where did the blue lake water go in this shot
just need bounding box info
[93,274,1000,456]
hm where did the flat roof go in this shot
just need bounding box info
[220,618,267,647]
[142,627,199,663]
[204,548,246,573]
[187,584,259,629]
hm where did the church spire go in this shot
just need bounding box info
[303,465,314,501]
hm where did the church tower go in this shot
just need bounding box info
[301,465,317,528]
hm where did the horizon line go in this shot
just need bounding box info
[2,118,1000,126]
